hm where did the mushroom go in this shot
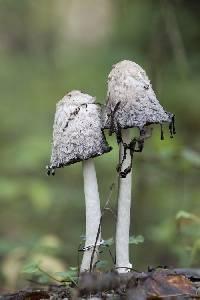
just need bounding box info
[46,90,111,272]
[103,60,175,273]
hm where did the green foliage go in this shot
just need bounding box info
[22,262,40,274]
[55,267,78,285]
[22,261,78,285]
[22,261,78,286]
[129,235,144,245]
[176,210,200,223]
[101,238,114,247]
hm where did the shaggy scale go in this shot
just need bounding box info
[103,60,173,133]
[47,90,111,175]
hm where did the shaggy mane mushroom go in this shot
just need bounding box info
[103,60,175,273]
[47,90,111,272]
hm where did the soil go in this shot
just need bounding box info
[1,268,200,300]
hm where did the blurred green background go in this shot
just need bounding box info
[0,0,200,292]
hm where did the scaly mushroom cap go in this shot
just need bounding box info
[103,60,173,132]
[47,90,111,175]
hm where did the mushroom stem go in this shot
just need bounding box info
[116,129,133,273]
[81,158,101,272]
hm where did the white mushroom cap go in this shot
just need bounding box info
[47,90,111,174]
[103,60,173,132]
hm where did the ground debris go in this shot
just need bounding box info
[0,285,70,300]
[1,268,199,300]
[127,269,196,299]
[0,289,50,300]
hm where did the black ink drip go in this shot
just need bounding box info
[118,129,146,178]
[46,165,55,176]
[160,124,164,140]
[172,115,176,135]
[169,115,176,138]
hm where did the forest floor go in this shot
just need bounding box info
[1,268,200,300]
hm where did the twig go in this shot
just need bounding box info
[89,216,102,272]
[89,182,116,272]
[108,248,115,264]
[38,267,62,284]
[103,182,115,211]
